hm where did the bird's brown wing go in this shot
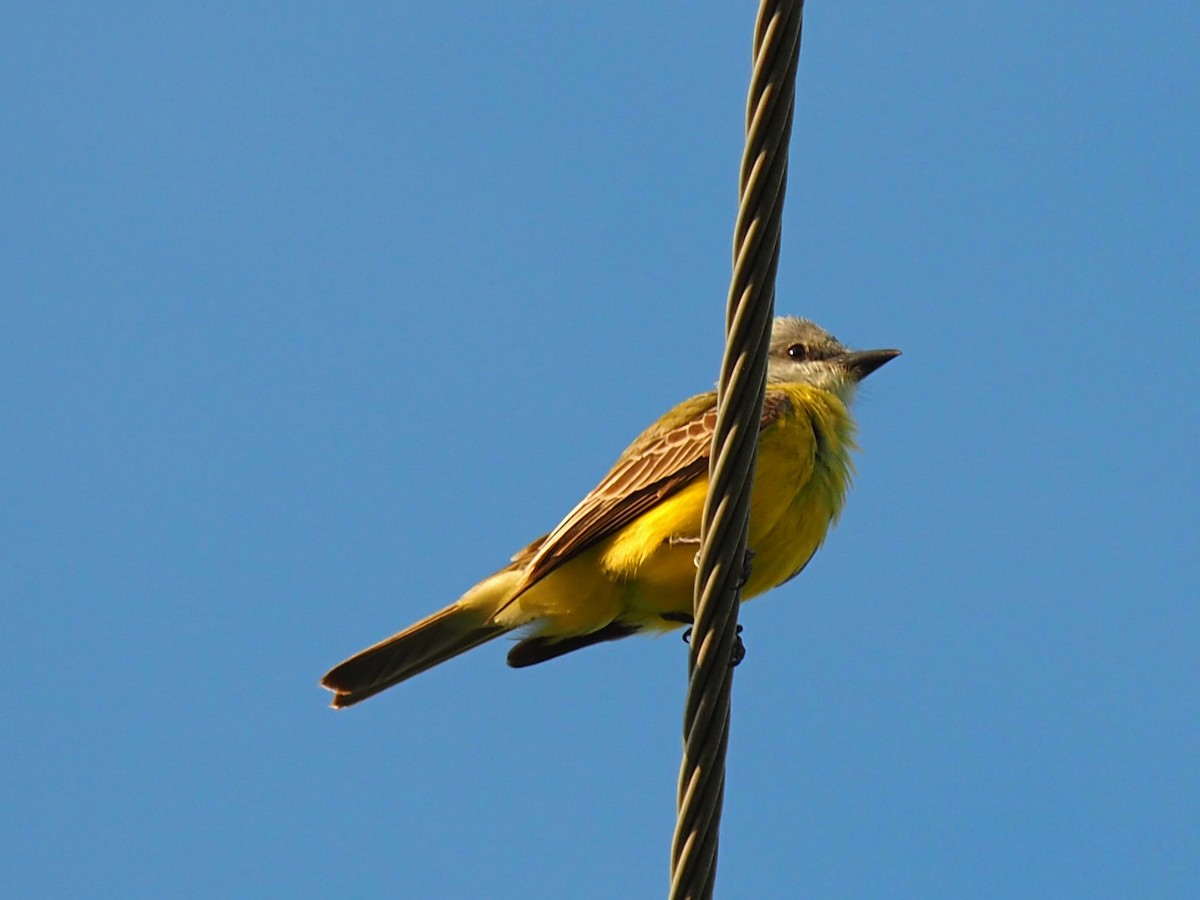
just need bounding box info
[514,390,793,592]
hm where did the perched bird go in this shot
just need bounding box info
[322,317,899,707]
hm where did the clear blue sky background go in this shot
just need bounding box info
[4,4,1197,898]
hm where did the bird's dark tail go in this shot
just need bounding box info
[322,570,520,708]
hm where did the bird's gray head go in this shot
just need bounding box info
[766,316,900,402]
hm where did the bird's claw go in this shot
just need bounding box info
[730,624,746,667]
[680,622,746,668]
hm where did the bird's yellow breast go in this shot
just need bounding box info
[598,383,857,625]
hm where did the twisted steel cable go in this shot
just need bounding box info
[668,2,805,898]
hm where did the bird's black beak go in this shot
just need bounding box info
[840,348,901,381]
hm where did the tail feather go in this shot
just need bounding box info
[322,571,519,707]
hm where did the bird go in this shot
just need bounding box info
[321,316,899,707]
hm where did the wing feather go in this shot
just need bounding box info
[514,390,793,590]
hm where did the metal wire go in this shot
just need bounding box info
[668,2,805,897]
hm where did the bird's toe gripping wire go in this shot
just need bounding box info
[667,545,756,667]
[729,625,747,667]
[673,616,747,669]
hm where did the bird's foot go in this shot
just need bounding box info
[663,611,694,644]
[673,616,746,668]
[730,624,746,667]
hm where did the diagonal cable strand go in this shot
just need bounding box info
[668,2,805,898]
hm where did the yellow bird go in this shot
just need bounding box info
[322,317,898,707]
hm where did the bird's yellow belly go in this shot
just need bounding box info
[741,465,841,598]
[611,399,848,625]
[512,384,854,637]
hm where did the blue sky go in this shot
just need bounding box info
[3,3,1197,897]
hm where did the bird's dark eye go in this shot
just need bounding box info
[787,343,811,360]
